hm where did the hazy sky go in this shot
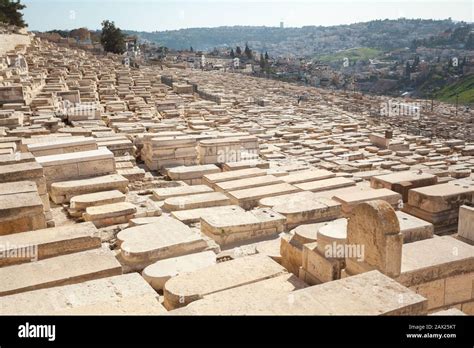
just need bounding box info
[23,0,473,32]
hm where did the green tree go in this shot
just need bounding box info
[0,0,27,27]
[244,43,252,59]
[259,53,265,69]
[236,46,242,56]
[265,51,269,60]
[405,61,411,77]
[100,20,126,54]
[190,46,194,52]
[230,48,235,58]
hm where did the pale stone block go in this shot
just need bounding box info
[459,205,474,242]
[171,270,427,315]
[0,246,122,296]
[0,273,166,315]
[410,279,445,310]
[0,222,100,267]
[346,200,402,278]
[444,273,474,306]
[163,254,287,309]
[117,216,209,270]
[142,251,217,291]
[397,236,474,288]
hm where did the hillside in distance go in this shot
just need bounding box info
[126,18,461,56]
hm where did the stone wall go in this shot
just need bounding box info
[0,33,32,56]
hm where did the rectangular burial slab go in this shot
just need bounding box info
[0,245,122,297]
[152,185,213,201]
[222,160,269,171]
[36,147,116,185]
[396,236,474,288]
[117,216,209,270]
[215,175,284,193]
[83,202,137,228]
[203,167,266,188]
[227,183,301,210]
[50,174,129,204]
[175,274,307,315]
[142,250,217,291]
[0,180,42,217]
[407,183,474,213]
[0,273,166,315]
[281,169,336,184]
[171,205,245,224]
[171,270,426,315]
[26,137,97,157]
[269,194,342,228]
[0,152,35,166]
[0,161,44,183]
[396,211,434,243]
[163,192,231,211]
[69,190,126,217]
[332,188,402,214]
[163,254,287,309]
[167,164,220,182]
[0,222,101,267]
[0,181,46,235]
[371,171,438,202]
[200,208,286,247]
[295,177,356,193]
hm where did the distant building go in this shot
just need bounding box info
[280,21,284,29]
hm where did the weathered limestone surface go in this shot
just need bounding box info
[69,190,126,217]
[172,271,427,315]
[164,254,287,309]
[270,195,341,228]
[0,246,122,296]
[0,180,46,235]
[117,216,209,269]
[396,236,474,312]
[167,164,220,185]
[404,182,474,234]
[281,169,335,184]
[214,174,283,192]
[26,137,97,157]
[0,273,166,315]
[2,32,474,316]
[458,205,474,243]
[332,188,402,215]
[227,183,301,210]
[371,171,437,202]
[152,184,213,201]
[83,202,137,228]
[164,191,231,211]
[50,174,129,204]
[345,200,403,278]
[36,147,116,186]
[203,167,266,188]
[298,219,348,284]
[201,208,286,247]
[171,205,244,224]
[174,274,307,315]
[143,251,217,291]
[396,211,434,243]
[0,222,100,266]
[295,177,355,192]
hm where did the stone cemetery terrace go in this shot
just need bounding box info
[0,30,473,317]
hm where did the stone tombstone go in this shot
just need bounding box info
[345,200,403,278]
